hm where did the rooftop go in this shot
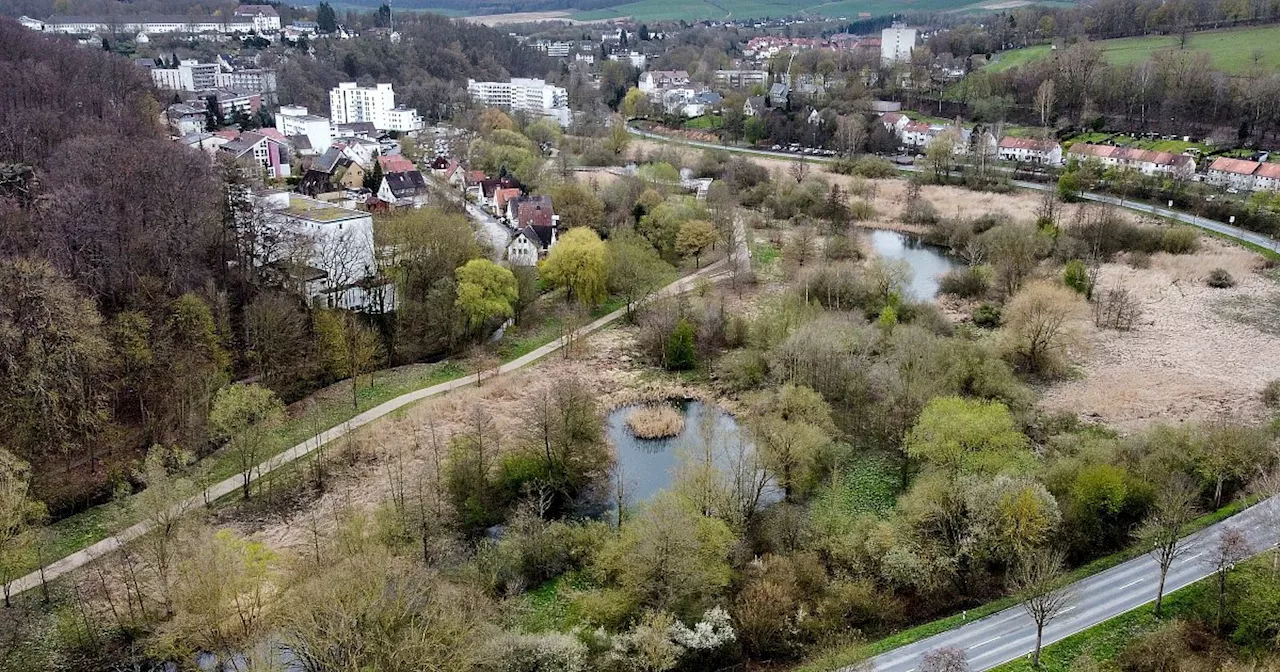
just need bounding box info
[284,194,366,223]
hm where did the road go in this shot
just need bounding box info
[627,126,1280,255]
[862,496,1279,671]
[3,259,729,600]
[465,199,512,259]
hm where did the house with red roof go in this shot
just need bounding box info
[997,137,1063,166]
[1067,143,1196,178]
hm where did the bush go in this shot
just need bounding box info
[1063,259,1092,295]
[1160,226,1200,254]
[490,632,588,672]
[938,265,992,299]
[1092,283,1143,331]
[666,318,698,370]
[1261,380,1280,408]
[825,234,863,261]
[848,200,877,221]
[833,155,897,178]
[972,302,1002,327]
[901,197,939,225]
[714,348,769,391]
[1207,268,1236,288]
[1117,620,1196,672]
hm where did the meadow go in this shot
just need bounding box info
[987,24,1280,74]
[572,0,1002,22]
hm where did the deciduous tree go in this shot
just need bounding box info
[209,384,284,499]
[454,259,517,336]
[1139,476,1200,617]
[676,219,718,268]
[541,227,609,306]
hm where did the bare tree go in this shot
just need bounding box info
[1034,79,1057,128]
[1248,468,1280,576]
[920,646,969,672]
[1206,526,1250,633]
[1139,477,1201,617]
[1013,549,1074,668]
[789,157,810,183]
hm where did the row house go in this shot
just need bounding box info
[1066,143,1196,179]
[997,137,1063,166]
[1205,157,1280,191]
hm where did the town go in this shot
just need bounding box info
[2,2,1280,672]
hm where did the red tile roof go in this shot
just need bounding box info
[1255,162,1280,180]
[999,136,1058,152]
[1068,143,1192,167]
[379,154,416,173]
[1208,157,1260,175]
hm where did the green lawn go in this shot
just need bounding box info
[1062,132,1211,155]
[986,25,1280,75]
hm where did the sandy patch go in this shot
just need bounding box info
[1039,241,1279,431]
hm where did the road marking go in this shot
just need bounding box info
[971,637,1002,649]
[1119,578,1144,589]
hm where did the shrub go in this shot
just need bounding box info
[848,200,877,221]
[1093,282,1142,331]
[1117,620,1195,672]
[833,155,898,178]
[1063,259,1092,296]
[938,265,992,299]
[666,318,698,370]
[490,632,588,672]
[714,348,769,391]
[1206,268,1236,288]
[972,302,1002,328]
[1262,380,1280,408]
[901,197,939,225]
[626,405,685,439]
[1160,226,1200,254]
[824,234,862,261]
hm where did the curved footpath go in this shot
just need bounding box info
[3,259,729,600]
[627,126,1280,255]
[630,127,1280,671]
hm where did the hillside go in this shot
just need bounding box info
[987,24,1280,74]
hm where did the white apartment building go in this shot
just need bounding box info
[329,82,422,132]
[151,59,218,91]
[534,40,573,57]
[609,51,647,68]
[276,105,333,153]
[714,69,768,89]
[233,4,281,32]
[467,78,570,121]
[40,15,257,34]
[214,69,277,94]
[881,25,918,64]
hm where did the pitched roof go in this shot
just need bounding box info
[378,154,416,173]
[429,156,451,170]
[516,224,556,249]
[904,121,931,132]
[494,187,523,211]
[881,112,906,124]
[998,136,1058,152]
[1255,162,1280,180]
[746,95,765,109]
[258,128,290,144]
[287,135,313,152]
[313,147,344,173]
[384,170,427,198]
[516,200,554,228]
[1068,143,1192,167]
[1208,157,1260,176]
[221,131,267,155]
[234,4,279,17]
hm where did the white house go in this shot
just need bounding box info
[377,170,430,208]
[638,70,690,94]
[258,191,391,311]
[881,25,917,64]
[150,59,218,91]
[1254,163,1280,191]
[879,111,909,136]
[506,224,558,266]
[41,14,257,34]
[219,131,291,179]
[233,4,281,32]
[1067,143,1196,178]
[997,136,1063,166]
[276,105,332,155]
[466,78,570,127]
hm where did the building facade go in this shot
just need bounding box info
[276,106,333,154]
[881,25,918,64]
[151,59,218,91]
[330,82,396,130]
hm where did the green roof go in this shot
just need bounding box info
[285,194,364,223]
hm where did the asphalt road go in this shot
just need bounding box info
[861,497,1280,672]
[3,259,729,600]
[464,199,513,259]
[627,126,1280,255]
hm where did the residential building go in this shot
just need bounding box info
[213,69,277,95]
[1067,143,1196,178]
[40,14,258,34]
[200,91,261,117]
[257,191,389,311]
[276,106,332,156]
[233,4,281,32]
[714,69,768,89]
[881,25,918,64]
[608,51,646,68]
[506,224,557,266]
[219,131,292,178]
[743,96,766,117]
[176,131,229,156]
[167,103,208,135]
[466,78,571,127]
[639,70,690,94]
[1255,163,1280,191]
[377,170,430,208]
[575,53,596,64]
[151,59,218,91]
[997,137,1063,165]
[879,111,909,135]
[902,121,971,153]
[533,40,573,57]
[768,82,789,106]
[1205,157,1280,191]
[330,82,421,132]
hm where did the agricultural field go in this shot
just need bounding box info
[987,24,1280,74]
[571,0,1041,22]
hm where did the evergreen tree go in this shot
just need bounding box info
[316,2,338,33]
[364,154,383,192]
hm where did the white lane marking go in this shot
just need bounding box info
[970,636,1002,649]
[1118,578,1144,589]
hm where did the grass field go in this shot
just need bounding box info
[572,0,1010,22]
[987,25,1280,74]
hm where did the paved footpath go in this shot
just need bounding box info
[4,260,727,599]
[861,496,1279,671]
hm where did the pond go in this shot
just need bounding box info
[864,229,961,301]
[601,400,780,510]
